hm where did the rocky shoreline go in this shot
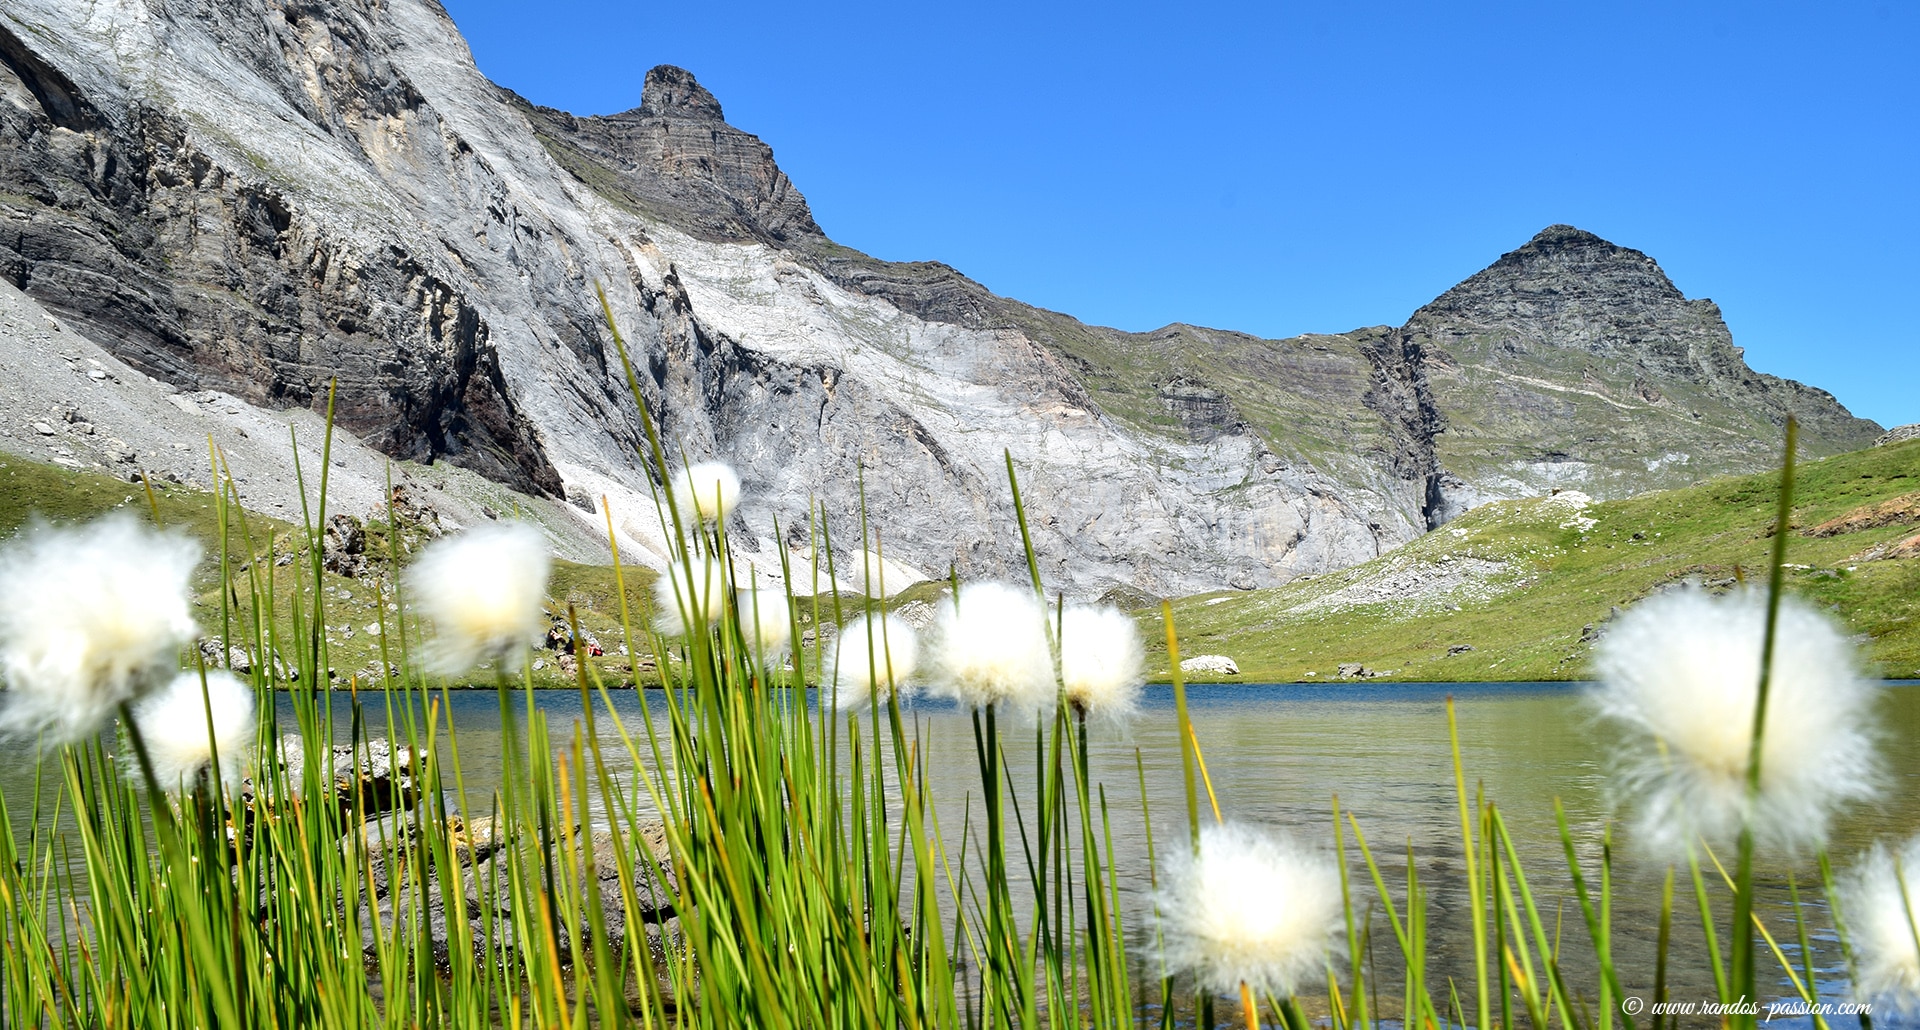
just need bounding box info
[250,735,683,1003]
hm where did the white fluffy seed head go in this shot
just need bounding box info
[652,557,727,638]
[832,613,919,710]
[404,523,551,675]
[670,461,741,524]
[1154,823,1344,998]
[1590,587,1879,859]
[928,582,1056,714]
[1059,605,1144,723]
[1838,835,1920,1010]
[130,671,255,793]
[0,515,200,743]
[735,586,793,660]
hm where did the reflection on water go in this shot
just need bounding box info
[924,681,1920,1021]
[9,681,1920,1022]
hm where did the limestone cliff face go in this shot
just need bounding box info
[0,1,567,495]
[0,2,1881,597]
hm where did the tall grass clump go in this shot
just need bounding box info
[0,301,1910,1030]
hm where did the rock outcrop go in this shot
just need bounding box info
[0,2,1882,598]
[1398,226,1879,519]
[516,65,820,247]
[1877,424,1920,447]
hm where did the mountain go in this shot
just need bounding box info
[0,1,1882,597]
[1403,225,1878,521]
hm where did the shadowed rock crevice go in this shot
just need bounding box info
[1355,328,1454,529]
[0,23,99,131]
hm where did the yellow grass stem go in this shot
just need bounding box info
[1187,723,1223,825]
[1446,698,1491,1030]
[1163,601,1201,851]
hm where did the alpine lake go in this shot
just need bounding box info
[9,680,1920,1027]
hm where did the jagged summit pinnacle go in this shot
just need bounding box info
[1495,224,1659,271]
[1524,224,1610,249]
[1446,223,1686,307]
[637,65,724,121]
[516,64,821,243]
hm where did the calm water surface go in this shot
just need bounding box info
[10,681,1920,1024]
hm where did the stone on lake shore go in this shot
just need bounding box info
[1180,654,1240,675]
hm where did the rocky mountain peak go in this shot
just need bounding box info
[1425,224,1687,325]
[1390,223,1880,525]
[636,65,724,121]
[1402,225,1709,376]
[1503,224,1677,287]
[1520,223,1615,251]
[517,65,819,244]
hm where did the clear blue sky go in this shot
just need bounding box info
[443,0,1917,430]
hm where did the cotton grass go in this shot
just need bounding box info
[1837,834,1920,1010]
[831,613,918,710]
[670,461,741,524]
[0,514,200,743]
[735,585,792,661]
[129,671,255,792]
[404,523,551,675]
[1059,604,1143,723]
[927,581,1054,714]
[653,556,726,638]
[1590,587,1879,858]
[1154,822,1343,999]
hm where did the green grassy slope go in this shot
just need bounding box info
[1147,439,1920,682]
[1007,310,1404,470]
[0,456,947,688]
[0,457,663,688]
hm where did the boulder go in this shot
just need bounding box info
[322,514,368,577]
[1180,654,1240,676]
[256,736,419,818]
[353,814,680,1007]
